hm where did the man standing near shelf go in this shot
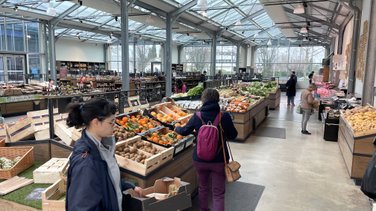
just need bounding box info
[308,71,314,84]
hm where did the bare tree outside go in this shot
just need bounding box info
[256,46,277,77]
[183,46,211,72]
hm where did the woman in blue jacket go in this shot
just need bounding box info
[175,88,238,211]
[65,98,141,211]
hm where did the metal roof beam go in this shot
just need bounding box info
[284,7,339,30]
[171,0,197,17]
[310,3,346,17]
[51,4,81,26]
[0,0,7,5]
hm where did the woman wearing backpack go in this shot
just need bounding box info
[175,88,238,211]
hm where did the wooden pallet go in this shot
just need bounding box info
[115,136,173,176]
[42,178,66,211]
[7,117,34,142]
[0,176,34,195]
[33,158,69,184]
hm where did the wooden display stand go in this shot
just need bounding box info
[338,115,376,181]
[120,147,197,195]
[229,98,269,142]
[268,89,281,110]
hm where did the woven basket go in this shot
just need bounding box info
[0,139,5,147]
[0,146,34,179]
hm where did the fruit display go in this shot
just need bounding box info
[218,89,238,98]
[343,106,376,134]
[174,100,202,110]
[115,138,162,164]
[116,113,160,133]
[225,99,250,113]
[316,87,337,98]
[143,129,184,146]
[113,124,136,141]
[149,103,189,124]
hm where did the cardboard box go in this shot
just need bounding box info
[123,177,192,211]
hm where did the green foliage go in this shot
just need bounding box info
[187,84,204,97]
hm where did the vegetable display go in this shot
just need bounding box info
[187,84,204,97]
[0,156,21,169]
[113,124,136,141]
[116,114,160,133]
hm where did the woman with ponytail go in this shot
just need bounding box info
[65,98,142,211]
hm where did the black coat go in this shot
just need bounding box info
[286,78,296,97]
[175,101,238,163]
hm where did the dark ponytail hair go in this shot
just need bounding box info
[66,98,117,128]
[176,79,183,89]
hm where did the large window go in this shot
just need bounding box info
[216,45,237,74]
[108,43,162,74]
[255,46,326,80]
[0,18,41,83]
[182,46,211,72]
[182,45,237,74]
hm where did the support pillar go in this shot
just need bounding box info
[48,23,56,83]
[210,34,217,77]
[39,22,47,81]
[165,13,172,97]
[121,0,130,93]
[362,0,376,105]
[235,44,240,73]
[133,38,137,75]
[177,45,183,64]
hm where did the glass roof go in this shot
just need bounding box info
[2,0,284,45]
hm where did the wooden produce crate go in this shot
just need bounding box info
[42,178,66,211]
[27,109,68,140]
[33,158,69,184]
[229,110,250,124]
[0,146,34,179]
[115,136,173,176]
[54,123,82,146]
[115,111,161,134]
[338,116,376,180]
[141,127,194,156]
[0,124,8,142]
[0,139,5,147]
[148,102,191,127]
[7,117,34,142]
[268,89,281,110]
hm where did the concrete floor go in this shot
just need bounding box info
[230,92,372,211]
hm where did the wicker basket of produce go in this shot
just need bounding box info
[0,146,34,179]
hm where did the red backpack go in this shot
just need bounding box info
[196,112,221,161]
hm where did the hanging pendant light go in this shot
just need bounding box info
[300,26,308,34]
[197,0,208,11]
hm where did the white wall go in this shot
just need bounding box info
[355,0,371,96]
[56,38,105,62]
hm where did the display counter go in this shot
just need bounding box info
[230,97,269,141]
[338,115,376,182]
[268,88,281,110]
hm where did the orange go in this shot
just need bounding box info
[148,124,154,129]
[152,137,159,142]
[177,135,183,140]
[151,111,157,116]
[122,116,128,122]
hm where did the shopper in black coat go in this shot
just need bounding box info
[286,74,296,106]
[175,88,237,211]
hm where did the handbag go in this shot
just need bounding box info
[220,121,241,182]
[296,104,302,114]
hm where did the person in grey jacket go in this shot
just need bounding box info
[300,84,318,135]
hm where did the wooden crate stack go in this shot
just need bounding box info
[33,158,69,184]
[54,123,82,146]
[7,117,34,142]
[27,109,68,140]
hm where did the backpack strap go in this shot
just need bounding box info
[212,112,222,126]
[196,112,205,125]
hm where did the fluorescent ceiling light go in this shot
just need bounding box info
[267,39,272,46]
[293,4,305,14]
[300,27,308,33]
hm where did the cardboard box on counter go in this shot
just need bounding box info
[122,177,192,211]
